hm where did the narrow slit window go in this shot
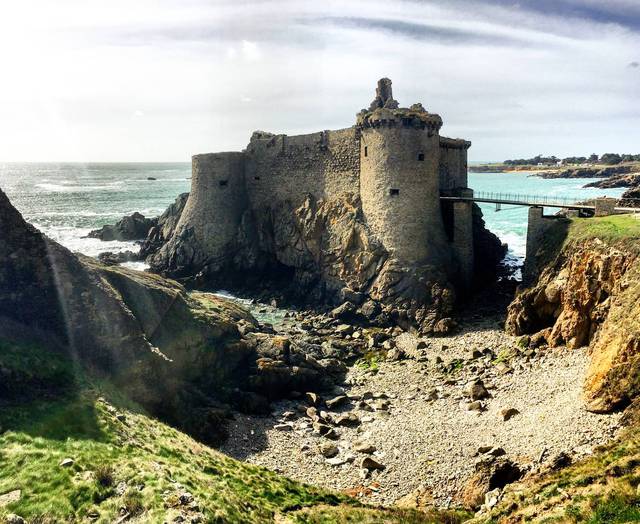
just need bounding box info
[364,146,368,157]
[219,180,228,187]
[417,152,425,161]
[389,188,400,196]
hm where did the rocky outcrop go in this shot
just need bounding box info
[505,217,640,413]
[537,165,637,179]
[85,192,188,253]
[0,188,345,443]
[149,193,462,333]
[472,203,508,283]
[139,192,189,258]
[88,211,155,241]
[584,173,640,189]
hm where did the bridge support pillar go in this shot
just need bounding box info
[452,188,474,291]
[595,198,617,217]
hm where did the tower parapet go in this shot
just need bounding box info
[357,78,450,267]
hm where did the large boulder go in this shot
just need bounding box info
[88,211,155,241]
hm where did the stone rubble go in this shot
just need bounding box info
[221,310,622,507]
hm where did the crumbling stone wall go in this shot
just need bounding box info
[439,137,470,193]
[244,127,360,208]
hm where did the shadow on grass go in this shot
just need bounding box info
[0,393,107,442]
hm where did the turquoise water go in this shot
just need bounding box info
[0,163,626,271]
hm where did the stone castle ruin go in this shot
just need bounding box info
[150,79,503,333]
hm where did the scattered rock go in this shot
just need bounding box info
[326,395,348,409]
[273,423,293,432]
[463,400,485,412]
[334,413,360,427]
[361,456,385,471]
[495,362,513,375]
[318,442,339,458]
[5,515,25,524]
[59,458,74,468]
[305,392,320,406]
[500,408,520,421]
[463,380,490,401]
[353,441,376,454]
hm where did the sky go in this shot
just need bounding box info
[0,0,639,162]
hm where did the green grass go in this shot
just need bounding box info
[0,389,455,524]
[568,215,640,247]
[586,493,640,524]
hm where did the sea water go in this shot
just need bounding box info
[0,163,626,276]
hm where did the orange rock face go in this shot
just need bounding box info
[506,239,640,412]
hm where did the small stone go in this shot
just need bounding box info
[334,413,360,427]
[336,324,354,336]
[500,408,520,421]
[5,515,25,524]
[306,407,318,420]
[361,456,385,471]
[463,401,485,412]
[273,423,293,431]
[59,458,74,468]
[326,456,349,467]
[353,441,376,454]
[386,348,403,361]
[484,488,501,509]
[495,362,513,374]
[179,491,194,505]
[305,392,320,406]
[318,442,339,458]
[0,490,21,507]
[468,349,483,359]
[487,447,506,457]
[326,395,348,409]
[462,380,489,401]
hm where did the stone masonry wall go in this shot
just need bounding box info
[359,125,450,267]
[439,138,470,193]
[154,152,246,271]
[244,127,361,211]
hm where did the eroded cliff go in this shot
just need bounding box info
[505,214,640,413]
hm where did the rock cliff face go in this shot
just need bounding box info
[0,188,344,443]
[146,192,497,333]
[505,216,640,412]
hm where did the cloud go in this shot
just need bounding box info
[312,16,538,47]
[0,0,639,161]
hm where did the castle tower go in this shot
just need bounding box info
[161,152,247,272]
[357,79,451,266]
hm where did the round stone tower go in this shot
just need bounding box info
[156,151,247,273]
[358,79,450,266]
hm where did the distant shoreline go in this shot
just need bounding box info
[469,161,640,180]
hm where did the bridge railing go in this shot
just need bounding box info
[463,191,640,210]
[471,191,580,207]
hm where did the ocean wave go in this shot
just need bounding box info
[35,182,125,193]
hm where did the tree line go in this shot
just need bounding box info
[503,153,640,166]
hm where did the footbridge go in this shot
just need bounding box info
[439,189,640,285]
[440,191,640,214]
